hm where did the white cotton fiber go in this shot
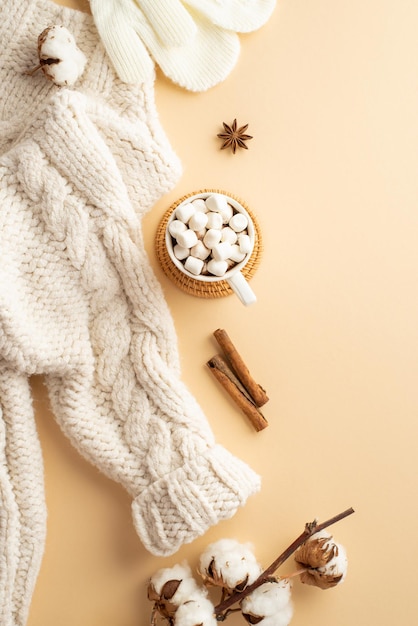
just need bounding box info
[314,531,348,581]
[174,594,217,626]
[38,25,86,86]
[150,562,201,606]
[199,538,262,591]
[248,604,294,626]
[241,579,293,626]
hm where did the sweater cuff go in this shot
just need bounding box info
[131,444,261,556]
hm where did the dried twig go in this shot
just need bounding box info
[214,507,355,618]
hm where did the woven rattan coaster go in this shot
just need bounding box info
[155,189,262,299]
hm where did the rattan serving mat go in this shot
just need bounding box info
[155,189,262,299]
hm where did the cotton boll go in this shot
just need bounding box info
[43,58,85,86]
[242,579,292,614]
[244,604,294,626]
[174,595,217,626]
[295,530,348,589]
[172,577,205,607]
[148,562,201,609]
[37,25,86,86]
[322,543,348,581]
[241,579,293,626]
[199,538,262,593]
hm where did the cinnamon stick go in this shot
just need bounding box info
[207,355,268,432]
[213,329,269,407]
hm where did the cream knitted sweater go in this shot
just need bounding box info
[0,1,260,625]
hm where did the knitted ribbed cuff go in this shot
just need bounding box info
[131,444,261,556]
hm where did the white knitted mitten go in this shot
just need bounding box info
[0,2,260,624]
[183,0,277,32]
[90,0,276,90]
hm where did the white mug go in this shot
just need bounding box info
[165,192,257,306]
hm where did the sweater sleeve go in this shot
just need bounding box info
[0,89,260,558]
[0,362,47,626]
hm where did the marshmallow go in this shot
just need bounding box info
[212,241,233,262]
[195,228,207,240]
[205,194,233,223]
[221,226,238,244]
[220,204,234,223]
[168,219,187,237]
[206,212,223,230]
[189,211,208,231]
[229,245,246,263]
[173,244,190,260]
[207,259,228,277]
[206,193,228,212]
[203,228,222,248]
[205,193,228,212]
[192,198,209,213]
[191,241,211,260]
[176,229,198,248]
[229,213,248,232]
[184,255,204,275]
[175,202,195,224]
[238,233,252,254]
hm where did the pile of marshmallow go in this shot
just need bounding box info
[167,193,252,278]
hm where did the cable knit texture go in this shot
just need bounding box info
[0,1,261,625]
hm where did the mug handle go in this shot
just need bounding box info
[227,271,257,306]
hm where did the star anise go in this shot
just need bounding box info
[217,119,253,154]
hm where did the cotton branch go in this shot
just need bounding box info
[214,507,355,619]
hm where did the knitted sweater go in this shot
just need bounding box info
[0,1,260,625]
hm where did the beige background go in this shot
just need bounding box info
[28,1,418,625]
